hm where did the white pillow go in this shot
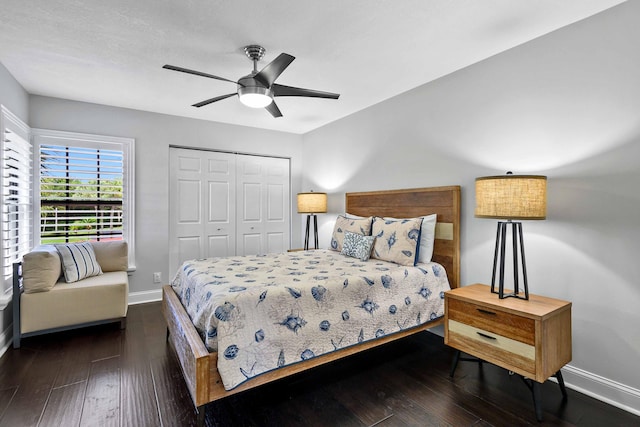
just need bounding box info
[417,214,437,263]
[55,241,103,283]
[385,214,437,263]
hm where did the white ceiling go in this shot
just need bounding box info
[0,0,625,134]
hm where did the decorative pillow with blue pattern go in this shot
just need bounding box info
[55,241,102,283]
[385,214,437,263]
[341,231,376,261]
[371,216,423,266]
[330,215,373,252]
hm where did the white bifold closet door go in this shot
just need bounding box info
[169,147,290,274]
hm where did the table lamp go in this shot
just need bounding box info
[297,191,327,250]
[475,172,547,299]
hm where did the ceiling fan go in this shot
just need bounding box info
[163,45,340,118]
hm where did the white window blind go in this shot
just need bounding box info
[33,129,135,269]
[39,144,124,243]
[1,111,32,282]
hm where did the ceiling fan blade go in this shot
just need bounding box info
[265,101,283,118]
[254,53,295,87]
[163,64,237,85]
[272,84,340,99]
[192,93,237,108]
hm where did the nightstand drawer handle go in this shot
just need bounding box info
[476,308,496,316]
[476,332,497,340]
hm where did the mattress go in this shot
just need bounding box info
[171,249,451,390]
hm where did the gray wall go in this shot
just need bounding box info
[302,1,640,413]
[0,62,29,124]
[29,96,304,299]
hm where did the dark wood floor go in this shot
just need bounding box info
[1,303,637,427]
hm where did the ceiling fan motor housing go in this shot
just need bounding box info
[237,73,273,107]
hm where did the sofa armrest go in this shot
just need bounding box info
[22,247,61,293]
[91,241,128,272]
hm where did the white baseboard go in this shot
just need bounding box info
[128,289,162,305]
[562,364,640,416]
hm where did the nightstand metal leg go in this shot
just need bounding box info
[532,381,543,422]
[521,372,569,422]
[196,404,205,427]
[450,350,461,377]
[521,377,543,422]
[555,370,568,400]
[449,350,485,378]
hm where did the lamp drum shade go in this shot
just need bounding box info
[475,175,547,220]
[297,192,327,214]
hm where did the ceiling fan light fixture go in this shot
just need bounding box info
[164,43,339,117]
[238,86,273,108]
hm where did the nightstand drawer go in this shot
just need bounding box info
[447,298,535,345]
[448,319,536,374]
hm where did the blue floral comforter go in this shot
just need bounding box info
[170,249,450,390]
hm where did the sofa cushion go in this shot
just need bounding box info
[55,242,103,283]
[22,245,61,293]
[92,241,128,272]
[20,271,128,334]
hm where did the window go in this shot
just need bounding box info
[33,129,135,269]
[0,106,32,288]
[39,145,124,242]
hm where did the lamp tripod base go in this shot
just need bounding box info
[303,214,319,250]
[491,221,529,300]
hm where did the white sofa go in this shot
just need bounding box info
[12,241,129,348]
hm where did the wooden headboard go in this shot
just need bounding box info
[345,186,461,289]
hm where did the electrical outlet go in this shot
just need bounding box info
[153,272,162,283]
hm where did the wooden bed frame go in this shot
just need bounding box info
[162,185,461,422]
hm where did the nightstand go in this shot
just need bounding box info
[444,283,572,421]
